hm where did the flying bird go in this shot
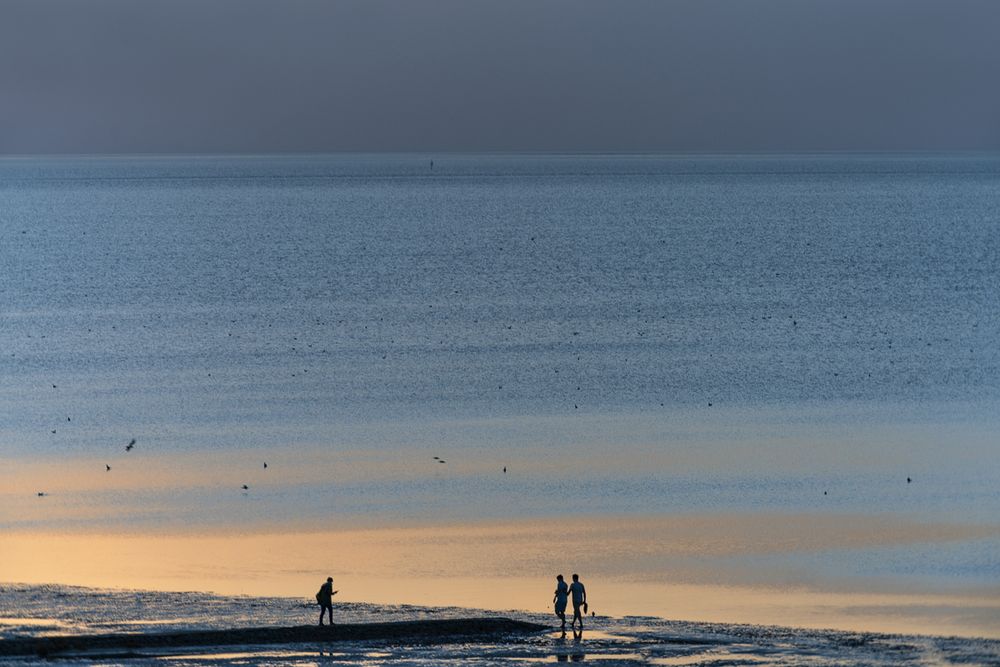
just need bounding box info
[106,465,111,471]
[125,438,136,452]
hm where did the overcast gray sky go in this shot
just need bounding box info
[1,0,998,154]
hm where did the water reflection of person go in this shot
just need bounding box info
[553,574,569,633]
[555,647,586,662]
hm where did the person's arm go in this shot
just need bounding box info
[581,584,587,603]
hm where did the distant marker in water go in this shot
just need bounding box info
[503,466,507,474]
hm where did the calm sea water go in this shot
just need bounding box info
[2,155,999,635]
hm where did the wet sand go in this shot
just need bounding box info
[0,618,548,658]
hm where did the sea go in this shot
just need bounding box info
[1,154,999,661]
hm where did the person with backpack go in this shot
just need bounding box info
[316,577,338,625]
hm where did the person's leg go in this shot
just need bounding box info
[318,605,325,626]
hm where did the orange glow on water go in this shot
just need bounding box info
[3,515,998,638]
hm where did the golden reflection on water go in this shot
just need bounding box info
[2,514,998,638]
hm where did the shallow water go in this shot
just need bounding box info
[1,584,999,666]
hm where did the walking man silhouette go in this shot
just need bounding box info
[316,577,337,626]
[568,573,587,631]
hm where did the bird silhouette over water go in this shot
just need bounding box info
[37,492,46,497]
[263,462,268,469]
[242,484,249,490]
[125,438,136,452]
[907,477,912,483]
[503,466,507,474]
[106,465,111,471]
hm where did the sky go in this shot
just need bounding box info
[1,0,999,154]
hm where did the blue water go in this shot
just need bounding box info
[3,154,998,431]
[2,154,1000,617]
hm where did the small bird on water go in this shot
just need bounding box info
[37,492,46,497]
[242,484,249,490]
[106,464,111,471]
[264,462,268,469]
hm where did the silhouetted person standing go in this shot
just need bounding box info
[316,577,337,626]
[553,574,569,633]
[568,573,587,631]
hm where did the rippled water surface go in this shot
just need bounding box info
[2,154,999,637]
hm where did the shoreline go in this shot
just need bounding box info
[3,576,999,641]
[3,584,999,666]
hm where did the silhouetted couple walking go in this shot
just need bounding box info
[553,573,587,634]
